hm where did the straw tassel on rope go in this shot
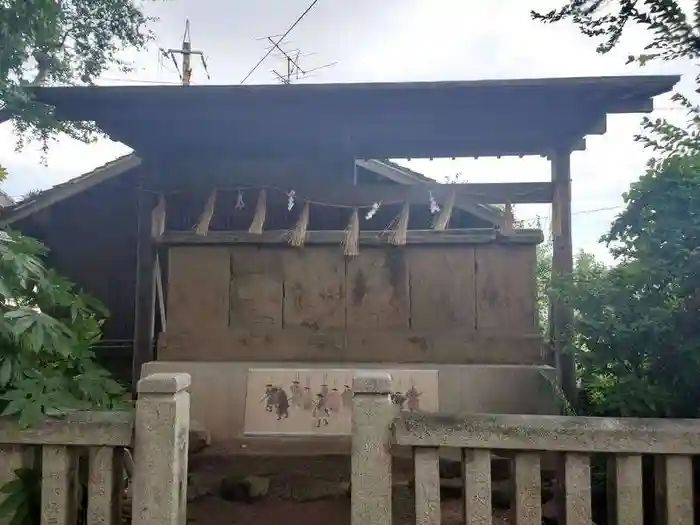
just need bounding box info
[248,189,267,234]
[501,202,514,234]
[343,208,360,256]
[389,201,410,246]
[151,194,166,240]
[287,201,310,247]
[195,190,217,236]
[431,190,456,230]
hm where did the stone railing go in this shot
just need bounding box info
[351,371,700,525]
[0,372,190,525]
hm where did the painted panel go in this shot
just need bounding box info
[409,246,476,331]
[243,368,439,435]
[346,248,410,329]
[229,246,283,328]
[282,249,346,329]
[475,245,537,333]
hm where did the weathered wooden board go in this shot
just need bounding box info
[283,248,346,330]
[346,249,409,329]
[160,229,545,246]
[164,243,541,364]
[409,247,476,331]
[158,328,543,364]
[167,247,230,334]
[475,245,537,333]
[229,247,283,329]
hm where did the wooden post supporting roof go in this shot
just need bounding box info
[550,148,575,403]
[132,184,158,390]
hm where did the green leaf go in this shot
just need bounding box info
[0,359,13,388]
[17,402,43,429]
[0,490,26,519]
[1,398,27,418]
[8,500,29,525]
[0,478,24,496]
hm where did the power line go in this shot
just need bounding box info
[572,205,624,215]
[240,0,321,85]
[99,77,186,85]
[518,204,624,226]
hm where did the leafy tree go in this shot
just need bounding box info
[535,242,553,335]
[541,153,700,418]
[532,1,700,156]
[0,0,158,151]
[0,174,128,525]
[531,1,700,64]
[0,169,127,525]
[0,230,127,427]
[0,222,127,525]
[530,0,700,419]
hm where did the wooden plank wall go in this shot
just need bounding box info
[160,244,541,364]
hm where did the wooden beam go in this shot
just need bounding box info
[609,97,654,114]
[158,181,554,205]
[355,159,503,225]
[154,254,166,333]
[550,148,575,403]
[158,329,544,365]
[158,229,545,246]
[132,186,158,390]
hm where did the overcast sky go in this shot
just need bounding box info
[0,0,694,262]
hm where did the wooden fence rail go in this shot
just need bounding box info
[0,372,190,525]
[351,371,700,525]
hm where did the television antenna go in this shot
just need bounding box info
[257,35,337,84]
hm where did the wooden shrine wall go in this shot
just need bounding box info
[159,243,543,365]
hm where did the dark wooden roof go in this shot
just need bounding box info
[0,154,141,226]
[31,75,679,159]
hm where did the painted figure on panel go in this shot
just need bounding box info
[391,391,406,409]
[312,393,330,427]
[244,368,438,436]
[290,378,303,408]
[261,384,276,412]
[273,388,290,420]
[405,384,422,411]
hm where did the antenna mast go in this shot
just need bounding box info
[257,35,336,85]
[160,20,211,85]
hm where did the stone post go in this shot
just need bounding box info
[351,371,394,525]
[132,373,191,525]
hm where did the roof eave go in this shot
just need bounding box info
[0,154,140,226]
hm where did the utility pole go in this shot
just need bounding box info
[160,20,210,86]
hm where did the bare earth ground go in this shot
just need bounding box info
[188,496,510,525]
[185,454,512,525]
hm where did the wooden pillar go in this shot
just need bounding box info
[550,148,575,403]
[132,185,157,389]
